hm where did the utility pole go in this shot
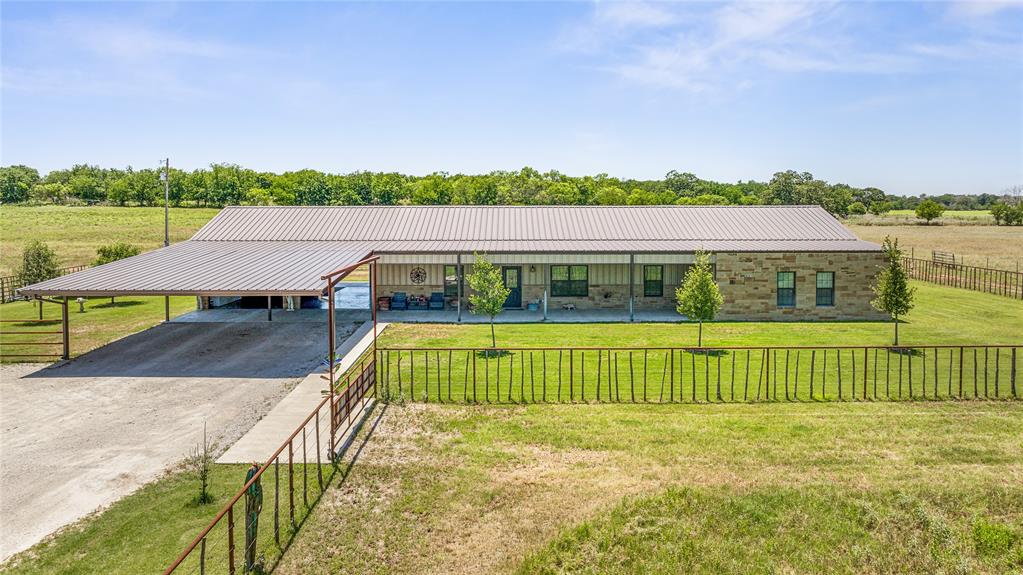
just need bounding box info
[162,158,170,322]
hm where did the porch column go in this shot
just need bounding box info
[267,296,272,321]
[629,254,635,322]
[456,253,462,322]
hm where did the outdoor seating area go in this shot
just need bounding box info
[381,292,448,312]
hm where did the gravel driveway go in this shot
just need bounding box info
[0,320,357,561]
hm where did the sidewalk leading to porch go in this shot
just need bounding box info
[377,308,685,323]
[217,320,387,464]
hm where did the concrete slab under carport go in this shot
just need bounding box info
[0,319,361,561]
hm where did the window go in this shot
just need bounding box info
[444,265,459,298]
[777,272,796,307]
[551,265,588,297]
[643,265,663,297]
[816,272,835,307]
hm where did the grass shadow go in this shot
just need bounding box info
[261,401,386,574]
[91,300,144,309]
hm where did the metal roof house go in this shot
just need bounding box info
[20,205,887,325]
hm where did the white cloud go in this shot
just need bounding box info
[558,0,1023,92]
[947,0,1023,18]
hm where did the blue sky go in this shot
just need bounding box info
[2,1,1021,196]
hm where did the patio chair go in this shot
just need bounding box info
[391,292,408,311]
[428,292,445,310]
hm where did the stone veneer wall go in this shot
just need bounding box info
[714,251,887,321]
[377,252,887,321]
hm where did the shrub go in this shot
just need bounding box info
[94,242,141,266]
[991,202,1023,226]
[868,200,892,216]
[847,201,867,215]
[17,240,61,285]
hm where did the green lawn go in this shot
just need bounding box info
[374,282,1023,403]
[379,282,1022,348]
[0,296,195,362]
[0,463,341,575]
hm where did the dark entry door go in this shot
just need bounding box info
[502,266,521,308]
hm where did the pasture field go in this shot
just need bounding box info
[0,205,369,279]
[847,223,1022,270]
[851,209,995,224]
[0,206,221,276]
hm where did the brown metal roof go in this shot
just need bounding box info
[192,205,865,243]
[19,205,879,297]
[19,242,372,297]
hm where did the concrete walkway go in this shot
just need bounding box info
[218,321,387,463]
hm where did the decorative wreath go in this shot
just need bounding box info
[409,267,427,285]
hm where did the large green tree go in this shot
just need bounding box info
[871,237,916,346]
[466,253,510,349]
[0,165,41,203]
[915,199,945,224]
[675,250,723,347]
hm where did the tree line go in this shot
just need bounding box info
[0,163,1018,219]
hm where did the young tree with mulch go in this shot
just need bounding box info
[467,253,510,349]
[871,236,916,346]
[675,249,723,347]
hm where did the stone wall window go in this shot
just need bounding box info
[643,265,663,297]
[777,272,796,308]
[551,265,588,297]
[816,272,835,307]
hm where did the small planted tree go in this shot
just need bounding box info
[467,252,510,349]
[915,199,945,224]
[94,242,141,266]
[675,250,723,347]
[183,422,217,505]
[871,237,916,346]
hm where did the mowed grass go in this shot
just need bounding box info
[0,296,196,362]
[0,206,221,275]
[847,221,1022,270]
[0,462,341,575]
[379,282,1023,349]
[272,401,1023,575]
[375,283,1021,403]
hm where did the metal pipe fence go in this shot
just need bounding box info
[162,349,376,575]
[902,257,1023,300]
[1,265,88,303]
[377,345,1019,403]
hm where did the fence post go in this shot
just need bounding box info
[61,296,69,360]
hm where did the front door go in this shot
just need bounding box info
[502,266,521,308]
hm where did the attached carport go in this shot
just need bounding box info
[18,240,379,360]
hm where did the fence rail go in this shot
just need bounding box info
[902,257,1023,300]
[0,265,89,303]
[163,349,376,575]
[377,345,1019,404]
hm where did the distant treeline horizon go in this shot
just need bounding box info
[1,163,1017,217]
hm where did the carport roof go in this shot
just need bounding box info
[19,241,373,297]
